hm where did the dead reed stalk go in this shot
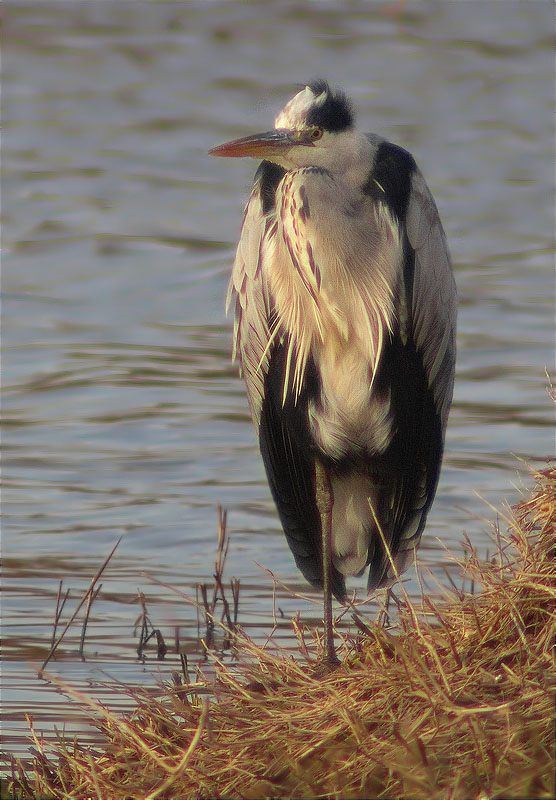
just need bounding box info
[39,538,120,675]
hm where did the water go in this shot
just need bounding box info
[2,1,553,759]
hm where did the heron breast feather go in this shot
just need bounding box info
[308,337,394,459]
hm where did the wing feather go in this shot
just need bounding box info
[406,169,457,426]
[368,167,456,590]
[260,341,346,601]
[228,173,273,425]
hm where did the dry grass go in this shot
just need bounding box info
[4,466,555,800]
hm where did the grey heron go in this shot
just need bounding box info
[210,81,456,664]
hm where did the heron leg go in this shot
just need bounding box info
[378,586,394,629]
[315,460,340,666]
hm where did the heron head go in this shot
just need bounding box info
[209,81,356,171]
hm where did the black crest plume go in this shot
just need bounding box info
[306,80,355,133]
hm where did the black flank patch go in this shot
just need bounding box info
[363,141,416,222]
[256,160,286,214]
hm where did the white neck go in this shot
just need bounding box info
[273,130,374,194]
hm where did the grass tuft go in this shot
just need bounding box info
[3,466,555,799]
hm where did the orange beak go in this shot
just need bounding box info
[209,129,295,159]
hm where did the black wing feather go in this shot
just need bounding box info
[366,324,443,589]
[259,337,347,602]
[363,143,449,590]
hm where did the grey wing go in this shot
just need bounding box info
[405,168,457,428]
[227,178,272,427]
[368,168,456,589]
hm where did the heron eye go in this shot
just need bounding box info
[310,127,323,141]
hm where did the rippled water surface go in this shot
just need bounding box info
[2,1,554,758]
